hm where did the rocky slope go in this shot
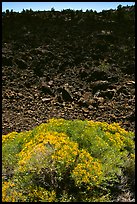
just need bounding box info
[2,6,135,135]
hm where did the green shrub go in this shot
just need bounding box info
[2,118,135,202]
[98,59,110,72]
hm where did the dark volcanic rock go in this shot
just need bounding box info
[122,63,135,74]
[87,69,108,82]
[2,6,135,137]
[57,87,73,102]
[15,58,28,69]
[2,56,13,66]
[99,89,116,99]
[40,83,53,96]
[91,80,110,94]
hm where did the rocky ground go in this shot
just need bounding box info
[2,7,135,136]
[2,6,135,201]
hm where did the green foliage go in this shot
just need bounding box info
[98,59,110,72]
[2,119,135,202]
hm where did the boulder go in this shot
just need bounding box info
[91,80,109,94]
[87,69,108,82]
[60,88,73,102]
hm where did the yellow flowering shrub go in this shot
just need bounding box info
[2,118,135,202]
[2,181,26,202]
[72,149,102,187]
[2,132,18,144]
[25,186,56,202]
[2,180,56,202]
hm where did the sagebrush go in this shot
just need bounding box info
[2,118,135,202]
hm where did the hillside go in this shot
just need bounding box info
[2,6,135,135]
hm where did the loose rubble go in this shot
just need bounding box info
[2,7,135,138]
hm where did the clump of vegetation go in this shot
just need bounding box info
[98,59,110,72]
[2,118,135,202]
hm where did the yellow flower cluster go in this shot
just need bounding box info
[2,181,56,202]
[2,181,24,202]
[16,130,103,194]
[51,139,79,167]
[17,131,79,173]
[88,120,126,133]
[48,118,65,126]
[88,120,105,127]
[104,131,123,148]
[27,187,56,202]
[72,149,102,187]
[88,120,134,150]
[2,132,17,144]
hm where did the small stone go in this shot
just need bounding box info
[88,105,94,110]
[98,105,104,109]
[126,80,135,85]
[28,110,33,114]
[18,93,23,97]
[42,98,52,102]
[48,81,54,85]
[88,99,96,105]
[34,93,38,97]
[97,97,105,103]
[82,107,89,113]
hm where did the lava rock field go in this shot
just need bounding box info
[2,6,135,135]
